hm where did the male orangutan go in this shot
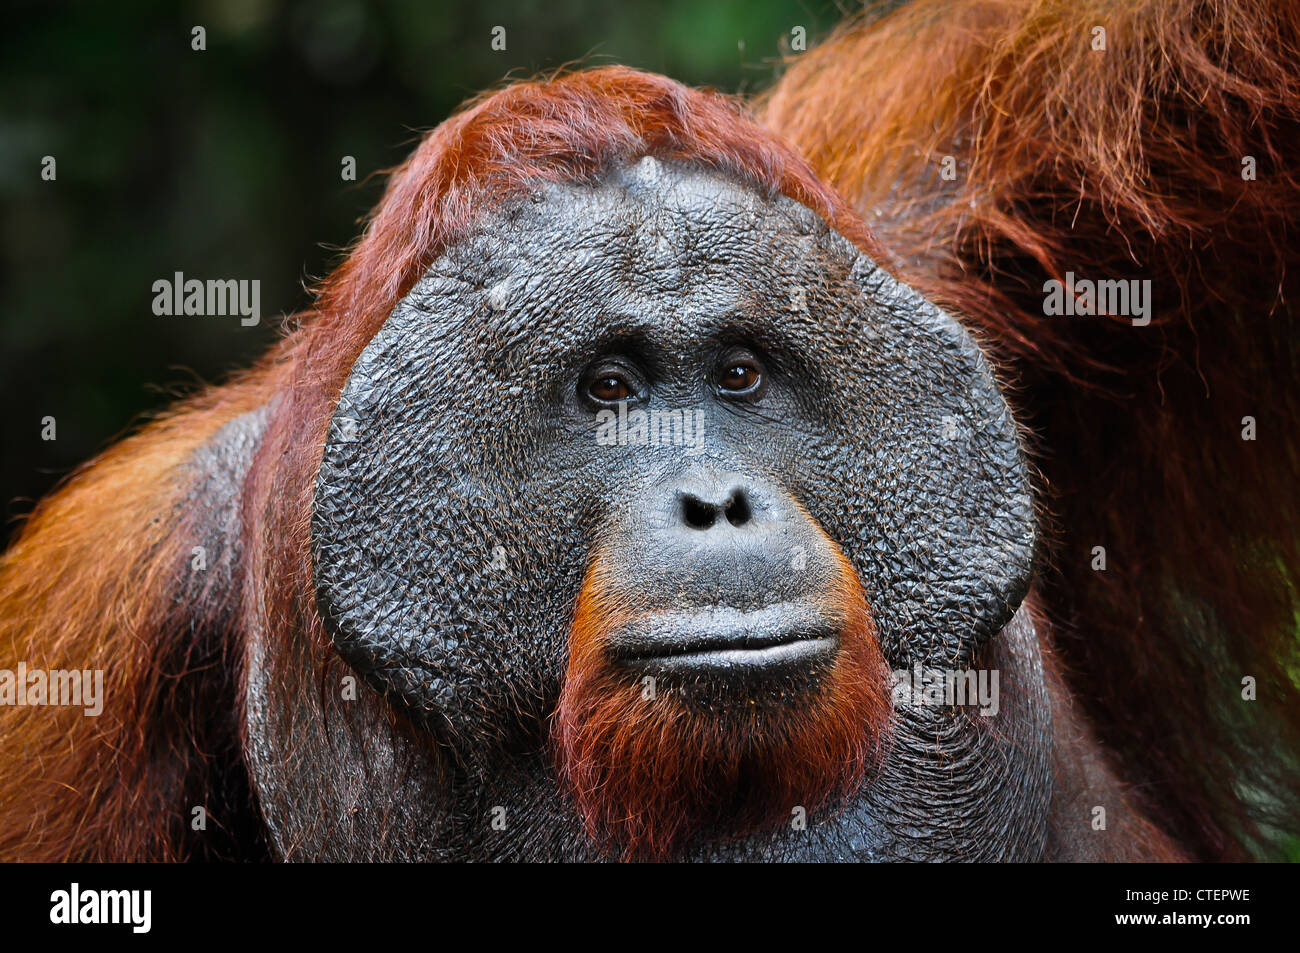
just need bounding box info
[0,0,1296,861]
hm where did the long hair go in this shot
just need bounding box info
[762,0,1300,859]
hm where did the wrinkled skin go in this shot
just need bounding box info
[233,159,1158,860]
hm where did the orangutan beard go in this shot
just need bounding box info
[552,557,892,861]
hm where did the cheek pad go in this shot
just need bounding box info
[311,280,593,746]
[815,247,1036,666]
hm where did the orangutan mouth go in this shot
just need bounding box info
[603,602,840,677]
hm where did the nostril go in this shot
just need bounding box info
[724,491,752,528]
[682,495,717,530]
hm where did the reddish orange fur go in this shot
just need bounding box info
[4,0,1295,860]
[0,379,275,860]
[554,546,891,860]
[761,0,1300,859]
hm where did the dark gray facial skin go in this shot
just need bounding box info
[244,157,1057,860]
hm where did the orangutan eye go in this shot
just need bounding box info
[581,361,643,409]
[589,374,631,403]
[716,352,764,396]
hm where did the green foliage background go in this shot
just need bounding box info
[0,0,846,524]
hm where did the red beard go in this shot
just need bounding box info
[552,552,892,860]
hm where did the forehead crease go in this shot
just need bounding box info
[478,163,830,302]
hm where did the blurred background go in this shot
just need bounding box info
[0,0,848,531]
